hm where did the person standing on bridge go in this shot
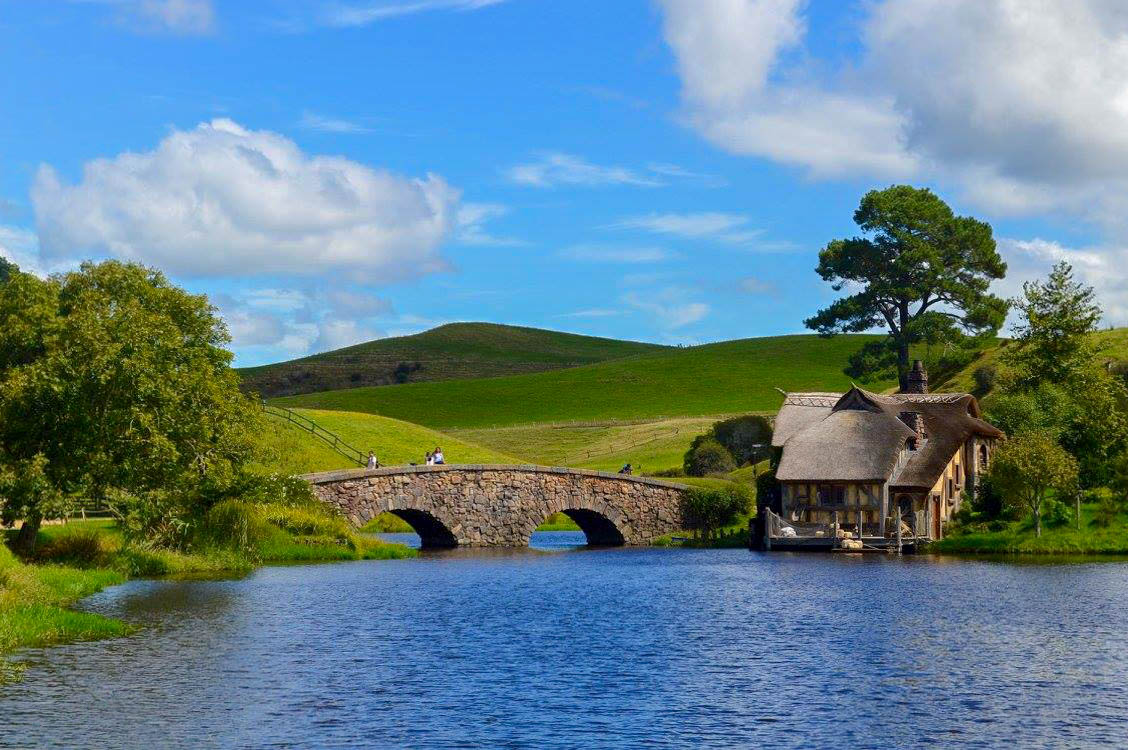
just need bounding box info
[367,452,378,470]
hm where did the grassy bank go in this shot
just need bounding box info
[935,502,1128,554]
[2,510,415,682]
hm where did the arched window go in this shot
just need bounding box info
[979,444,989,469]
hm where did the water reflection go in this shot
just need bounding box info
[3,551,1128,749]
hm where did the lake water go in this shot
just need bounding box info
[4,534,1128,749]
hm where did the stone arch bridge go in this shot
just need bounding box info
[303,465,689,548]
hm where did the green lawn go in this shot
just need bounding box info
[254,408,522,474]
[239,322,667,398]
[452,415,722,474]
[274,333,895,429]
[935,503,1128,554]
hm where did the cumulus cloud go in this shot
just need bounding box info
[656,0,1128,227]
[996,237,1128,325]
[32,119,460,281]
[623,288,709,329]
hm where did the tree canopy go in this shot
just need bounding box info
[1005,261,1102,387]
[0,261,261,551]
[805,185,1007,388]
[989,431,1078,538]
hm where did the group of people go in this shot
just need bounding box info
[425,447,445,465]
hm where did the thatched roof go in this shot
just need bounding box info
[774,387,1003,488]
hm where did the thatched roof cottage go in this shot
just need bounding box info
[771,361,1002,541]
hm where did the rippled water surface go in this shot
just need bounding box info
[4,536,1128,749]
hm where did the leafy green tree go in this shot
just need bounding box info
[710,415,773,466]
[683,437,736,477]
[805,185,1007,389]
[989,263,1127,486]
[989,432,1078,538]
[0,257,15,285]
[0,261,261,552]
[1005,261,1102,387]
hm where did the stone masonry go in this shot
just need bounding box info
[302,464,689,548]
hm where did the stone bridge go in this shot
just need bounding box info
[303,464,689,548]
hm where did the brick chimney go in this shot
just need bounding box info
[899,411,925,447]
[905,359,928,394]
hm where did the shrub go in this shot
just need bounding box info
[34,528,107,567]
[711,415,773,466]
[194,500,276,552]
[684,437,736,477]
[972,364,998,395]
[1090,487,1122,527]
[649,467,686,478]
[679,485,752,541]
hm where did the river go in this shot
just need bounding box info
[3,533,1128,749]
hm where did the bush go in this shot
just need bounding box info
[33,528,107,567]
[679,485,752,541]
[972,364,998,395]
[711,415,773,466]
[649,467,686,478]
[1042,497,1072,528]
[194,500,276,552]
[684,437,736,477]
[1091,487,1122,527]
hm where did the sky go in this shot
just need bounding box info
[2,0,1127,366]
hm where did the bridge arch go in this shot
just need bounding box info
[304,465,687,548]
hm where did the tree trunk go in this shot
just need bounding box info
[12,514,42,556]
[1034,507,1042,538]
[897,338,911,392]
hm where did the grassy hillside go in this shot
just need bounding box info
[239,322,667,398]
[253,408,521,475]
[453,416,721,474]
[933,328,1128,395]
[273,334,895,429]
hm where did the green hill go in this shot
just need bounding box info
[253,408,521,475]
[239,322,668,398]
[273,333,896,429]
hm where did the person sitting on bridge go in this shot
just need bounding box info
[367,452,378,470]
[618,463,632,475]
[425,451,433,465]
[433,447,445,464]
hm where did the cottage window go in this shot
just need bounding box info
[817,484,846,506]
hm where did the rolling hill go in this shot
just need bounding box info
[272,333,897,429]
[239,322,668,398]
[252,408,521,475]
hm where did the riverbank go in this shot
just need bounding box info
[935,502,1128,555]
[1,517,415,682]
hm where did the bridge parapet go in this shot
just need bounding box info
[303,464,689,548]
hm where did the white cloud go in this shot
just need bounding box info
[656,0,916,179]
[562,245,674,264]
[996,237,1128,325]
[323,0,506,26]
[298,111,373,134]
[739,276,779,296]
[32,119,460,281]
[313,318,386,351]
[77,0,215,34]
[0,224,79,277]
[655,0,1128,227]
[456,202,525,246]
[507,153,665,189]
[612,212,760,244]
[555,308,623,319]
[623,288,709,329]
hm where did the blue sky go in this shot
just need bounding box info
[1,0,1124,365]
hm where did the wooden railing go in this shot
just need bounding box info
[262,403,367,467]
